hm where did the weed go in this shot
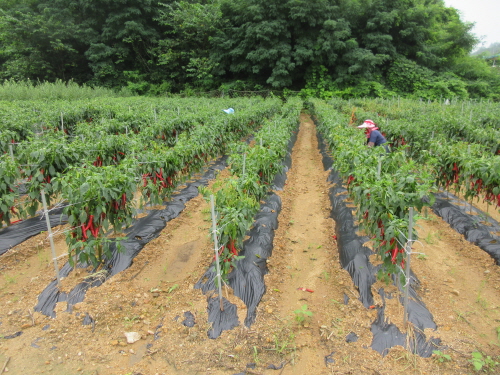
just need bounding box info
[321,271,330,280]
[424,232,435,244]
[477,296,488,309]
[252,346,260,364]
[4,274,17,284]
[477,280,488,309]
[417,253,428,260]
[123,315,139,328]
[168,284,179,293]
[396,351,419,371]
[37,245,49,265]
[433,350,451,363]
[469,351,500,372]
[496,327,500,344]
[273,331,296,354]
[293,304,313,325]
[419,209,436,221]
[455,310,472,325]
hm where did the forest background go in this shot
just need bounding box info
[1,0,499,100]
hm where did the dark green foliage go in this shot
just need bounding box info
[0,0,498,98]
[155,0,223,91]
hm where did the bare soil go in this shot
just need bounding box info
[1,115,500,375]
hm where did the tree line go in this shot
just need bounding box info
[1,0,499,99]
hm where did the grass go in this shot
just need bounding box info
[123,315,140,328]
[4,274,17,284]
[423,230,442,244]
[168,284,179,293]
[455,310,473,325]
[273,332,296,354]
[252,346,260,364]
[424,232,435,244]
[477,280,488,309]
[0,79,132,101]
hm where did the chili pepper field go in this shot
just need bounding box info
[0,97,500,374]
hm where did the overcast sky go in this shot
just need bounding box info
[443,0,499,48]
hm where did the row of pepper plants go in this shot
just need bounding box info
[334,97,500,210]
[0,96,270,152]
[200,97,303,284]
[0,97,283,269]
[309,98,436,284]
[0,97,281,224]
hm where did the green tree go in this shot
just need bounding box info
[0,4,90,82]
[0,0,166,87]
[212,0,353,88]
[155,0,223,91]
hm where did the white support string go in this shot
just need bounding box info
[45,223,85,241]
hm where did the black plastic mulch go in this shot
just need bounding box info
[0,208,68,256]
[315,129,440,357]
[194,124,299,338]
[431,191,500,265]
[34,156,228,318]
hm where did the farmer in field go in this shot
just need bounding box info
[357,119,390,153]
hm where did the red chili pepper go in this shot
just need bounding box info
[81,223,88,240]
[228,240,238,256]
[87,215,95,237]
[391,246,398,264]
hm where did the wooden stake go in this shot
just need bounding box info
[403,207,414,329]
[210,195,224,311]
[41,189,61,287]
[242,153,247,180]
[1,357,10,374]
[8,144,14,161]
